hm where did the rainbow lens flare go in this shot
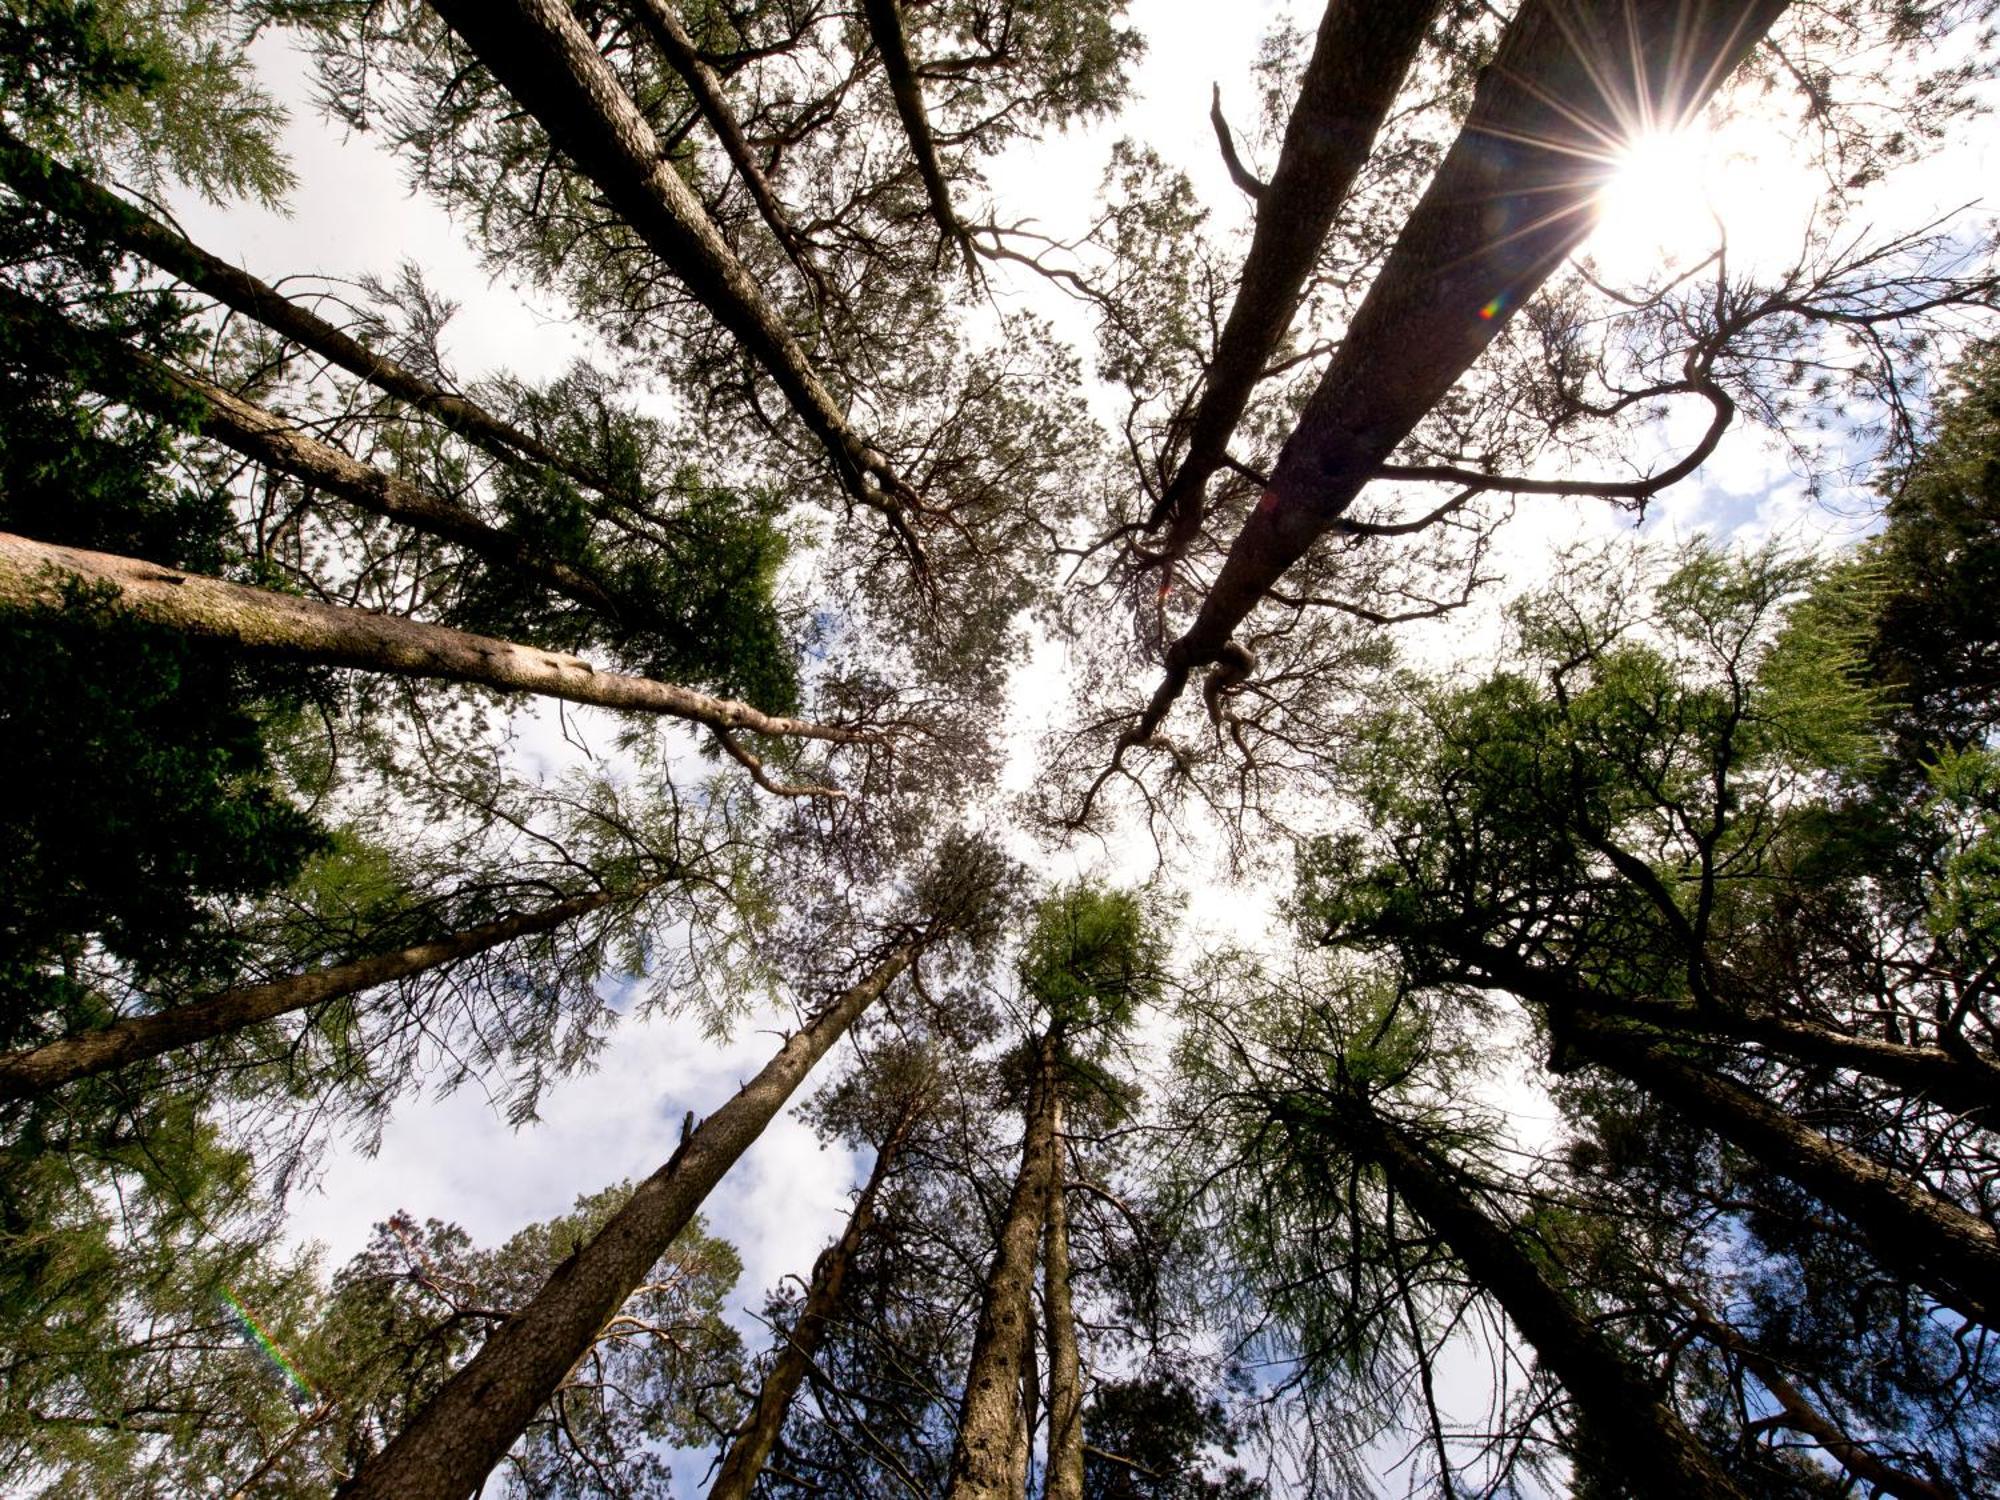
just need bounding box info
[220,1286,315,1406]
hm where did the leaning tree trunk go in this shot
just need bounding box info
[1144,0,1441,558]
[1464,942,2000,1126]
[627,0,820,291]
[0,532,875,759]
[337,943,918,1500]
[1568,1012,2000,1329]
[706,1101,919,1500]
[1041,1088,1084,1500]
[0,889,628,1100]
[1141,0,1788,729]
[0,127,600,490]
[860,0,973,272]
[427,0,906,520]
[946,1030,1061,1500]
[1318,1088,1753,1500]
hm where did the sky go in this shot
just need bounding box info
[148,0,2000,1489]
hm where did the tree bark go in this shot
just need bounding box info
[0,531,878,748]
[1041,1088,1084,1500]
[1150,0,1788,716]
[1457,943,2000,1126]
[0,890,624,1100]
[706,1102,917,1500]
[1317,1088,1753,1500]
[0,126,592,487]
[336,943,917,1500]
[627,0,820,290]
[860,0,974,273]
[426,0,906,517]
[946,1030,1060,1500]
[1144,1,1442,555]
[1568,1012,2000,1329]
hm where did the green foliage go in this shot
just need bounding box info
[1863,340,2000,763]
[0,585,330,1038]
[1082,1369,1267,1500]
[0,1080,323,1499]
[1018,882,1166,1036]
[0,0,291,204]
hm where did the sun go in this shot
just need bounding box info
[1585,118,1815,288]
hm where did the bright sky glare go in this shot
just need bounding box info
[1586,116,1823,286]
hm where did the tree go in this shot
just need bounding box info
[6,0,2000,1493]
[949,884,1166,1499]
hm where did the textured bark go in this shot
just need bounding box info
[337,944,916,1500]
[1461,944,2000,1126]
[0,531,878,746]
[1041,1090,1083,1500]
[628,0,818,286]
[861,0,973,271]
[1569,1012,2000,1328]
[1145,1,1442,553]
[706,1104,916,1500]
[1154,0,1788,704]
[0,127,585,484]
[1690,1309,1953,1500]
[0,891,622,1100]
[428,0,903,512]
[946,1032,1060,1500]
[1320,1089,1753,1500]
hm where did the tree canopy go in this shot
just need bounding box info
[3,0,1998,1496]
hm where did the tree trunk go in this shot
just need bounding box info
[0,531,876,749]
[0,890,625,1100]
[336,943,917,1500]
[627,0,820,292]
[0,289,629,623]
[1568,1012,2000,1328]
[860,0,973,273]
[946,1031,1060,1500]
[706,1103,917,1500]
[1319,1088,1753,1500]
[1461,943,2000,1126]
[427,0,905,516]
[0,126,592,488]
[1144,0,1441,555]
[1151,0,1788,711]
[1041,1089,1084,1500]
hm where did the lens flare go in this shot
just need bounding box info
[220,1286,315,1406]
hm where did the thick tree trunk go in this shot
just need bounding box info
[0,290,629,623]
[946,1031,1060,1500]
[1319,1089,1753,1500]
[0,127,589,486]
[627,0,818,288]
[0,890,623,1100]
[337,943,917,1500]
[1689,1307,1953,1500]
[1151,0,1788,715]
[1041,1090,1084,1500]
[1461,944,2000,1126]
[706,1104,916,1500]
[1144,1,1441,554]
[0,531,875,748]
[427,0,904,515]
[860,0,973,272]
[1569,1012,2000,1328]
